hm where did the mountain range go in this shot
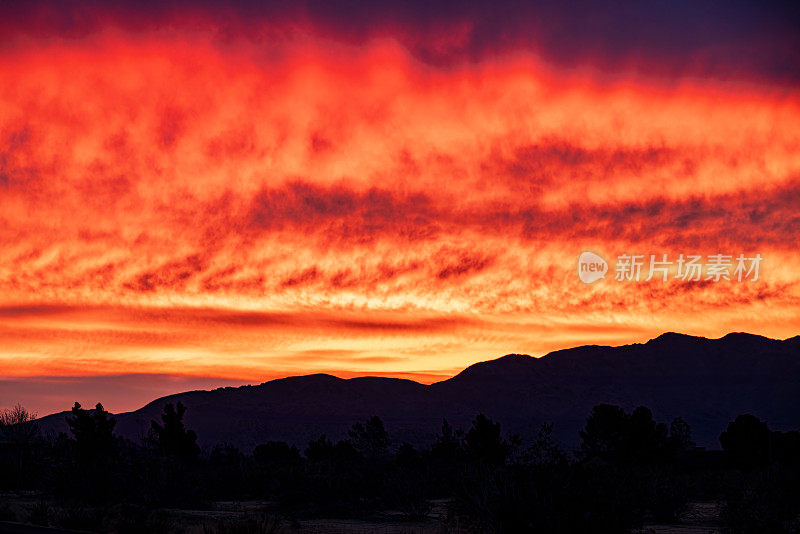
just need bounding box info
[35,332,800,450]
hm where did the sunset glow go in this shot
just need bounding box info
[1,2,799,415]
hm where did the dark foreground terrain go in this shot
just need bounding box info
[1,332,799,532]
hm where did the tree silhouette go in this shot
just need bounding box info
[348,416,390,459]
[628,406,669,463]
[523,423,568,467]
[0,404,39,443]
[432,418,461,461]
[63,402,118,503]
[208,442,246,498]
[1,399,796,530]
[254,441,302,500]
[304,434,362,513]
[0,404,40,488]
[719,414,771,469]
[151,402,199,461]
[465,413,508,466]
[771,430,800,465]
[668,416,694,454]
[305,434,359,464]
[580,405,688,465]
[580,404,629,462]
[65,402,116,466]
[254,440,301,466]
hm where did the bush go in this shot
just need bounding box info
[56,504,104,531]
[27,499,52,527]
[0,501,17,522]
[721,465,800,533]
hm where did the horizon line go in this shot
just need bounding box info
[18,329,797,420]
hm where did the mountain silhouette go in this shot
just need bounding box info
[35,332,800,450]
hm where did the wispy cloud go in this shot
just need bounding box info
[0,3,798,414]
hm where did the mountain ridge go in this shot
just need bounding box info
[34,332,800,450]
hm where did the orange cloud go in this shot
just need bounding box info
[0,23,798,415]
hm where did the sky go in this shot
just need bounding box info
[1,0,799,416]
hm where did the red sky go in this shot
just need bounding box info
[1,2,799,416]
